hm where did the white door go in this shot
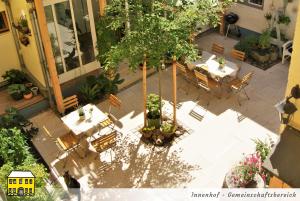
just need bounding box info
[43,0,100,83]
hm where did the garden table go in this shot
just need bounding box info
[61,104,108,136]
[188,51,239,80]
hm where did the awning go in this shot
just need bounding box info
[263,126,300,187]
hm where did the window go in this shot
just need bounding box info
[238,0,264,9]
[19,179,22,184]
[13,179,16,184]
[25,179,28,184]
[29,188,32,193]
[13,188,16,193]
[9,179,12,184]
[29,179,32,184]
[0,11,9,33]
[25,188,28,193]
[248,0,263,7]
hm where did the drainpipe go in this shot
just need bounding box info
[3,1,26,69]
[29,8,54,108]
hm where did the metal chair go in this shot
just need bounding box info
[282,40,293,64]
[90,131,117,161]
[194,70,220,106]
[62,95,79,115]
[211,43,225,55]
[227,72,254,106]
[177,62,193,94]
[231,49,245,74]
[108,94,121,120]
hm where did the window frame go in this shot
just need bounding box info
[238,0,264,9]
[0,11,9,33]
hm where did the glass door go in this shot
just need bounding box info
[43,0,99,83]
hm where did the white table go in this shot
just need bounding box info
[61,104,108,136]
[188,51,239,79]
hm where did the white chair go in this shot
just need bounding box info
[282,40,293,64]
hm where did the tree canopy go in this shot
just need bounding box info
[99,0,236,71]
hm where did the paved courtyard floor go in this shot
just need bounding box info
[30,32,289,190]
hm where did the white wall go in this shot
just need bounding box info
[228,0,299,39]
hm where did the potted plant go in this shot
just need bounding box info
[78,106,85,120]
[218,57,226,69]
[225,153,265,188]
[2,69,27,84]
[146,93,161,128]
[23,89,33,100]
[160,121,175,139]
[7,84,26,101]
[30,86,39,96]
[141,126,155,139]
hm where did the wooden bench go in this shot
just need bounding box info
[211,43,224,55]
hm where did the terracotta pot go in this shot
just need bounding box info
[23,91,33,100]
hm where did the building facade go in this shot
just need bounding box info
[7,171,35,196]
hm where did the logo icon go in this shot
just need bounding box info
[7,171,35,196]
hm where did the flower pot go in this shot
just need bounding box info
[79,115,85,121]
[25,82,33,88]
[10,92,23,101]
[30,87,39,96]
[23,91,33,100]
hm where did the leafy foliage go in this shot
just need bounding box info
[161,122,174,133]
[234,35,258,57]
[258,29,271,49]
[7,84,26,95]
[79,73,124,103]
[2,69,27,84]
[253,138,273,161]
[100,0,236,71]
[146,93,161,118]
[0,128,30,166]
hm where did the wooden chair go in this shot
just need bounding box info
[108,94,121,119]
[62,95,79,115]
[194,70,220,106]
[91,131,117,161]
[231,49,246,73]
[227,72,254,106]
[211,43,224,55]
[55,132,80,168]
[177,62,193,94]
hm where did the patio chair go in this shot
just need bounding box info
[108,94,121,120]
[211,43,224,55]
[227,72,254,106]
[177,62,193,94]
[55,132,80,168]
[62,95,79,115]
[231,49,245,73]
[194,70,220,106]
[282,40,293,64]
[90,131,117,161]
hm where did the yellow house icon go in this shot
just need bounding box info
[7,171,35,196]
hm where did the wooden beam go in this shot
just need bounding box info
[143,57,147,127]
[172,56,177,125]
[99,0,107,16]
[34,0,64,113]
[219,13,225,35]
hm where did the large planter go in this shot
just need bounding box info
[147,113,161,128]
[23,91,33,100]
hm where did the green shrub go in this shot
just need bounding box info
[161,122,174,133]
[2,69,27,84]
[234,35,258,57]
[146,93,161,119]
[258,30,271,49]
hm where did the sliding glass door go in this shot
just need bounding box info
[43,0,99,83]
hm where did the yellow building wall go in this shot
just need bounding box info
[7,177,35,195]
[286,2,300,130]
[228,0,299,39]
[9,0,46,87]
[0,2,21,83]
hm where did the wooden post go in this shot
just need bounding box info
[143,56,147,127]
[99,0,107,16]
[34,0,64,113]
[219,13,225,35]
[172,56,177,125]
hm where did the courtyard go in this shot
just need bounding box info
[29,33,288,190]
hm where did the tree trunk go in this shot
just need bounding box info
[124,0,131,34]
[158,67,162,124]
[172,56,177,125]
[143,56,147,127]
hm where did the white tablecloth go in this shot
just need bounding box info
[61,104,108,136]
[188,51,238,79]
